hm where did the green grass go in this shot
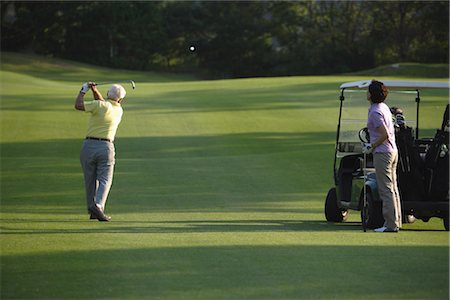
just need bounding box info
[348,62,449,78]
[1,52,449,299]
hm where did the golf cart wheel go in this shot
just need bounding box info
[325,188,348,222]
[444,217,449,231]
[361,189,384,229]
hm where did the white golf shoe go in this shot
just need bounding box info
[374,226,399,233]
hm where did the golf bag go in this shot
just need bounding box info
[395,126,426,202]
[424,130,449,202]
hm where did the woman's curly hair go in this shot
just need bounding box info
[368,80,389,103]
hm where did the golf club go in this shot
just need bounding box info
[94,80,136,90]
[358,127,370,232]
[362,152,368,232]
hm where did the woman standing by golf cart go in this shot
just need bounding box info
[362,80,402,232]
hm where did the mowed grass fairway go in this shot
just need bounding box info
[1,53,448,299]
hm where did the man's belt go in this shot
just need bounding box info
[86,136,113,143]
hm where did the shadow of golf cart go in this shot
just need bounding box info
[325,80,449,231]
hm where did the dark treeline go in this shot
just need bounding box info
[1,1,448,78]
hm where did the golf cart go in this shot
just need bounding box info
[325,80,449,231]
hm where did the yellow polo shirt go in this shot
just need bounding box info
[84,100,123,141]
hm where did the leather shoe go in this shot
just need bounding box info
[88,206,111,222]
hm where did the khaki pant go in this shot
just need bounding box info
[373,151,402,230]
[80,139,116,212]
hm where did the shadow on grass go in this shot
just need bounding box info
[2,217,446,234]
[0,219,365,235]
[1,244,448,299]
[106,219,363,233]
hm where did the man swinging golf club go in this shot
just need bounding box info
[75,82,125,221]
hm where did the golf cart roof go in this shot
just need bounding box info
[340,80,450,90]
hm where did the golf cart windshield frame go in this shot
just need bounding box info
[333,88,420,184]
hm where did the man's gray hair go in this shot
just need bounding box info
[107,84,126,101]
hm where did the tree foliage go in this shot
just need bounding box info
[1,1,448,78]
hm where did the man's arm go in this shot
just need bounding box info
[74,92,86,111]
[75,82,104,110]
[91,84,104,101]
[75,83,90,111]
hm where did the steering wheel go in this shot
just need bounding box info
[358,127,370,143]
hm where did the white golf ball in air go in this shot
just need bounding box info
[189,45,195,52]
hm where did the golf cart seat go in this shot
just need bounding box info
[337,155,364,202]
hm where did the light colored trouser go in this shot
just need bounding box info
[80,140,116,212]
[373,151,402,230]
